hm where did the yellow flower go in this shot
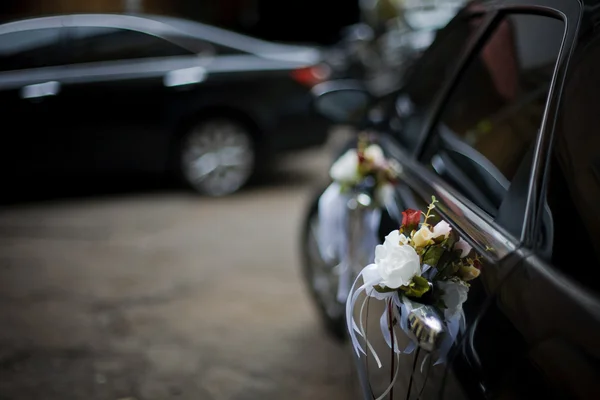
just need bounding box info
[412,226,433,248]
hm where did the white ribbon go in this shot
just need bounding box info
[347,265,468,370]
[317,183,347,265]
[337,207,380,302]
[318,183,382,303]
[346,266,390,367]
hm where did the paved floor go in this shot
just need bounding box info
[0,143,362,399]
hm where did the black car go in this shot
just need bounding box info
[303,0,600,398]
[0,14,332,196]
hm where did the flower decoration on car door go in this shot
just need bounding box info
[329,134,400,204]
[317,134,401,302]
[346,196,482,397]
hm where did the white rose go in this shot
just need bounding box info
[454,238,472,258]
[329,149,359,183]
[374,230,421,288]
[438,280,469,318]
[432,221,451,239]
[364,144,386,168]
[412,226,433,247]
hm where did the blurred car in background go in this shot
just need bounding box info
[0,14,332,196]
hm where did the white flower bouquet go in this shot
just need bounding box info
[346,196,483,379]
[317,135,401,302]
[329,135,399,205]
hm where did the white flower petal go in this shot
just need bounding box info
[362,263,381,285]
[329,150,359,183]
[438,280,469,318]
[374,231,421,289]
[365,144,386,167]
[454,238,472,258]
[374,244,386,264]
[432,221,452,238]
[398,233,410,245]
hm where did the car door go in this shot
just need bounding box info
[465,11,600,399]
[58,17,208,177]
[409,5,580,400]
[351,5,494,397]
[360,2,578,399]
[0,20,67,186]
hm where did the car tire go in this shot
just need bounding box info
[300,188,346,340]
[178,118,255,196]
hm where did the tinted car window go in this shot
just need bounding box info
[391,11,484,151]
[0,28,63,71]
[425,14,564,218]
[66,27,193,64]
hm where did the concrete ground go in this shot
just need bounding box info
[0,140,362,399]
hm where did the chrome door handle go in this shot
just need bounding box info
[164,67,206,87]
[20,81,61,99]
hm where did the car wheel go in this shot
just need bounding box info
[300,190,346,340]
[179,118,255,196]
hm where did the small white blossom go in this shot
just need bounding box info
[398,233,410,245]
[438,280,469,318]
[455,238,472,258]
[364,144,386,168]
[329,149,359,183]
[432,221,452,239]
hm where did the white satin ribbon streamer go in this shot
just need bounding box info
[318,183,382,303]
[346,266,389,367]
[347,264,467,369]
[317,183,347,264]
[337,207,381,302]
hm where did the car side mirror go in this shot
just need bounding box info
[311,80,372,125]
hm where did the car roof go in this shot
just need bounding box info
[0,13,321,60]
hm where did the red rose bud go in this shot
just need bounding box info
[473,259,482,270]
[401,209,421,232]
[357,151,366,164]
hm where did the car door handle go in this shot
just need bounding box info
[164,67,206,88]
[20,81,61,99]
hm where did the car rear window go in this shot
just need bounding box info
[0,27,63,72]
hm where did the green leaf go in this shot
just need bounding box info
[399,275,431,298]
[422,245,445,267]
[434,261,460,281]
[372,285,397,294]
[444,229,460,249]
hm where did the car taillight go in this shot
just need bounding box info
[291,64,331,87]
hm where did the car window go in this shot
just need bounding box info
[0,28,63,72]
[391,9,485,151]
[424,13,564,220]
[65,27,193,65]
